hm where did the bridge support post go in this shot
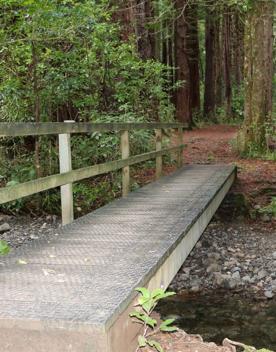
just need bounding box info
[121,130,130,197]
[59,121,74,226]
[155,129,162,179]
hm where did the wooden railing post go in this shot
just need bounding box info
[121,130,130,197]
[59,121,74,226]
[177,126,183,168]
[155,129,162,179]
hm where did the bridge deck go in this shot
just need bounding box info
[0,165,236,352]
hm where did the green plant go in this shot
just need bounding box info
[130,287,177,352]
[0,240,10,255]
[259,197,276,218]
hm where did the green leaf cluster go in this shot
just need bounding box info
[130,287,177,352]
[0,240,10,255]
[0,0,174,123]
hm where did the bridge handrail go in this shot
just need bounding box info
[0,122,186,137]
[0,121,186,225]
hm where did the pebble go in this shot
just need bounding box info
[264,291,274,299]
[207,263,221,273]
[0,223,11,233]
[257,270,268,280]
[0,214,60,248]
[232,271,241,280]
[242,275,251,283]
[170,222,276,299]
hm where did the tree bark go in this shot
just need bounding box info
[232,11,244,87]
[214,11,224,107]
[134,0,154,59]
[204,1,216,119]
[238,0,274,153]
[186,3,200,114]
[174,0,192,125]
[223,8,232,118]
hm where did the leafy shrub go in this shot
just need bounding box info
[130,287,177,352]
[0,240,10,255]
[0,0,175,215]
[259,197,276,218]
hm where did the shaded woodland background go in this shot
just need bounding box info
[0,0,275,214]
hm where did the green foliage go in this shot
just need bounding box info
[0,0,174,122]
[0,240,10,255]
[259,197,276,218]
[0,0,176,214]
[130,287,177,352]
[244,347,273,352]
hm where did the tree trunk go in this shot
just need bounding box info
[232,11,244,87]
[115,0,155,59]
[214,12,224,107]
[223,8,232,118]
[204,1,216,119]
[134,0,154,59]
[238,0,274,153]
[186,3,200,114]
[174,0,192,125]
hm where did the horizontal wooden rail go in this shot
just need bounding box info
[0,122,187,137]
[0,145,183,206]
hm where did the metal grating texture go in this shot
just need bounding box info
[0,165,235,330]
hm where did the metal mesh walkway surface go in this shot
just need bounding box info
[0,164,236,352]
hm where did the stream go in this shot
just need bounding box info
[156,293,276,350]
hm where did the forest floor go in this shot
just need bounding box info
[182,124,276,227]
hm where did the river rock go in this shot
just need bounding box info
[232,271,241,280]
[223,276,237,289]
[190,286,200,293]
[264,290,274,299]
[258,269,268,280]
[207,263,221,273]
[0,223,11,233]
[242,275,252,283]
[213,272,224,286]
[272,252,276,260]
[207,252,221,261]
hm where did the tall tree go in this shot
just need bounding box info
[204,1,217,118]
[223,6,232,118]
[232,10,245,87]
[133,0,155,59]
[186,2,201,114]
[174,0,192,125]
[238,0,274,153]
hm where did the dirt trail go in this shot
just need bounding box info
[183,125,276,227]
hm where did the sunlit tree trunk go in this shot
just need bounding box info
[238,0,274,153]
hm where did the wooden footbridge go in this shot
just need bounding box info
[0,122,236,352]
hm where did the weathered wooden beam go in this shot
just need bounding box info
[59,121,74,226]
[0,122,188,137]
[0,146,184,205]
[155,129,162,179]
[121,130,130,197]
